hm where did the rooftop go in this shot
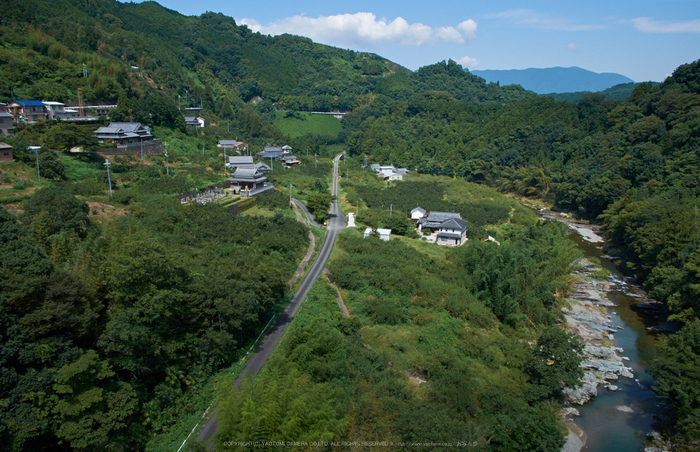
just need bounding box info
[228,156,254,164]
[439,218,468,230]
[12,100,45,106]
[426,211,462,223]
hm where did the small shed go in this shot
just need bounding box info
[363,227,391,241]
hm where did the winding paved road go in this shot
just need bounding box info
[195,154,345,448]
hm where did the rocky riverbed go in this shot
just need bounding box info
[561,268,635,405]
[531,208,667,452]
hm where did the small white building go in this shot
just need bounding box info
[363,227,392,241]
[411,206,426,222]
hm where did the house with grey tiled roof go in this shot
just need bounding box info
[417,211,463,232]
[435,218,468,246]
[227,155,255,170]
[414,207,468,246]
[258,146,286,160]
[184,116,204,128]
[281,154,301,167]
[227,166,274,196]
[218,140,248,151]
[255,162,271,173]
[94,122,152,144]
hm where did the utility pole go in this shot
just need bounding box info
[289,183,293,207]
[104,159,113,198]
[178,95,181,111]
[346,168,348,180]
[390,204,393,217]
[140,140,143,161]
[315,153,317,169]
[271,156,273,172]
[30,147,40,182]
[164,143,170,176]
[202,143,205,156]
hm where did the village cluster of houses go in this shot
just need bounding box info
[370,163,409,181]
[0,100,117,136]
[0,100,204,140]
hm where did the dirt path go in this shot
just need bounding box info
[291,200,304,223]
[288,201,317,288]
[323,269,350,317]
[289,231,315,289]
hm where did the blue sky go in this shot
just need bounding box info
[138,0,700,82]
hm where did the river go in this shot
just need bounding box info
[564,226,663,451]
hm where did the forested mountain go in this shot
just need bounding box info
[0,0,533,114]
[0,0,398,111]
[472,66,635,94]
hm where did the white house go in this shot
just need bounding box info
[435,218,468,246]
[411,207,426,222]
[363,227,391,241]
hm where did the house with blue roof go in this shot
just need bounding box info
[8,101,49,123]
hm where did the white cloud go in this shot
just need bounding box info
[457,19,478,40]
[488,9,604,31]
[456,55,480,70]
[631,17,700,33]
[564,42,580,53]
[239,13,477,48]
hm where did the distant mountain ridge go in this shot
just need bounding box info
[472,67,634,94]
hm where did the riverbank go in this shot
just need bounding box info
[534,208,665,452]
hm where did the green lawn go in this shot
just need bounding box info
[273,111,343,138]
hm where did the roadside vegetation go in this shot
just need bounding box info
[212,186,584,450]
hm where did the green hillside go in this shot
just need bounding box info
[273,111,343,138]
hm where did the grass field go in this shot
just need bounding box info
[273,111,343,138]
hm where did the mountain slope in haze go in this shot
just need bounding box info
[472,67,634,94]
[546,81,662,102]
